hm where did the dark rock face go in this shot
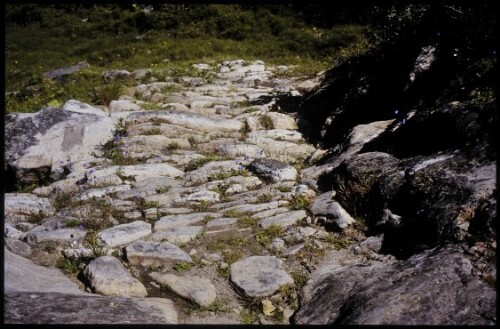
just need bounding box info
[293,247,496,325]
[291,3,496,325]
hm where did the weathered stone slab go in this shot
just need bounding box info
[248,158,297,182]
[127,110,244,132]
[4,292,178,324]
[154,212,221,231]
[222,200,284,214]
[149,273,216,307]
[74,185,131,202]
[125,240,193,267]
[251,207,290,219]
[206,217,238,228]
[218,144,265,157]
[24,227,86,245]
[149,226,204,244]
[259,210,308,229]
[5,239,32,257]
[4,193,55,224]
[4,248,84,294]
[230,256,294,297]
[184,160,242,184]
[247,129,303,142]
[98,221,152,248]
[83,256,147,297]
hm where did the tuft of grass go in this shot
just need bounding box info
[173,262,192,272]
[237,216,256,228]
[192,200,212,212]
[255,225,284,246]
[289,194,313,210]
[142,127,162,135]
[167,141,181,150]
[56,258,83,275]
[257,194,273,203]
[92,82,123,106]
[259,114,274,130]
[241,309,260,324]
[187,136,198,148]
[184,155,233,171]
[155,186,170,194]
[276,185,292,193]
[185,298,229,315]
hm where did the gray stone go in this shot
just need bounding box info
[251,207,289,219]
[102,69,131,82]
[283,243,305,256]
[24,227,86,246]
[206,217,237,228]
[310,192,356,229]
[154,212,221,231]
[247,129,303,142]
[246,135,316,163]
[43,61,89,81]
[150,226,204,244]
[5,239,32,257]
[5,104,114,183]
[4,292,178,324]
[293,248,496,325]
[125,240,193,267]
[230,256,294,297]
[270,238,285,250]
[218,144,265,158]
[98,221,152,248]
[4,193,55,224]
[184,160,242,184]
[248,158,297,182]
[222,201,283,214]
[74,185,131,202]
[127,110,243,132]
[108,100,143,113]
[185,190,220,202]
[5,224,23,239]
[259,210,307,229]
[149,273,216,307]
[4,248,84,294]
[83,256,147,297]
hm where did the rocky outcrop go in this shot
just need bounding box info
[293,247,496,325]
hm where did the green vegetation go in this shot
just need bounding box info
[173,262,192,272]
[6,4,374,114]
[184,155,233,171]
[289,194,313,210]
[259,114,274,130]
[255,225,284,246]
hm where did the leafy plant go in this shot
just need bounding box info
[173,262,192,272]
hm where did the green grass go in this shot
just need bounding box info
[5,4,373,114]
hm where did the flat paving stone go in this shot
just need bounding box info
[125,240,193,268]
[230,256,294,297]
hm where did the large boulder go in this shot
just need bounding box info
[293,247,496,325]
[5,101,115,189]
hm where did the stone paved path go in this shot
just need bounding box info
[5,60,372,324]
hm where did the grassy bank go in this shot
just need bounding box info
[5,4,375,113]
